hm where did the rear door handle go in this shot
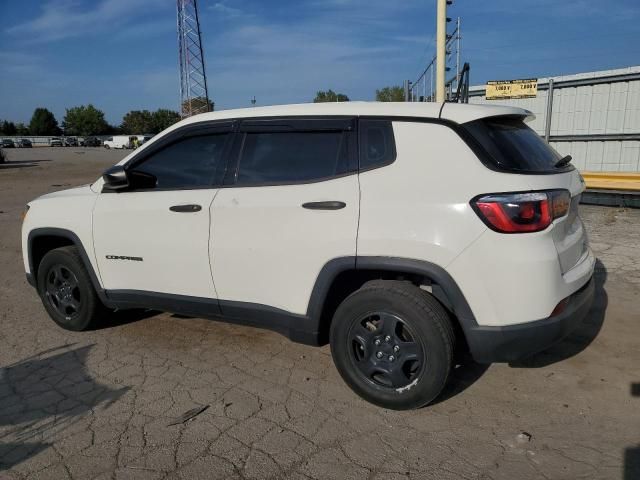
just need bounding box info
[302,201,346,210]
[169,204,202,213]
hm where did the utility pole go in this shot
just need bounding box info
[435,0,447,102]
[404,80,411,102]
[455,17,461,92]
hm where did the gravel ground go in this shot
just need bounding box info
[1,148,639,480]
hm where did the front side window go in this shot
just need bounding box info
[236,131,349,184]
[130,133,229,189]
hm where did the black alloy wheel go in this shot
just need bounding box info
[37,246,110,331]
[348,312,424,390]
[330,280,455,410]
[44,264,82,321]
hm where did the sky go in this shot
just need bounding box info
[1,0,639,125]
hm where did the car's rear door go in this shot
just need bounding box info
[210,117,359,317]
[93,122,233,301]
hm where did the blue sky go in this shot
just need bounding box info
[1,0,639,125]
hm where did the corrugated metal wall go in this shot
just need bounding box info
[469,66,640,172]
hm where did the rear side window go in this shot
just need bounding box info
[463,116,571,173]
[131,133,229,189]
[359,120,396,170]
[237,131,349,184]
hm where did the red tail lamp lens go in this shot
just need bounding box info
[472,190,571,233]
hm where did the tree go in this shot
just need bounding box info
[63,104,109,136]
[375,85,405,102]
[1,120,17,135]
[121,110,154,134]
[121,109,180,134]
[29,108,60,135]
[150,109,181,133]
[313,90,349,103]
[16,123,29,135]
[181,97,214,116]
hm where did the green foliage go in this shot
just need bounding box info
[1,120,17,136]
[313,90,349,103]
[15,123,29,135]
[63,104,109,136]
[121,109,181,134]
[375,86,405,102]
[121,110,153,134]
[181,97,214,116]
[29,108,61,135]
[150,109,181,133]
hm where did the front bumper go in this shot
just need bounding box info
[465,276,595,363]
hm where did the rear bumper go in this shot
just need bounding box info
[465,276,595,363]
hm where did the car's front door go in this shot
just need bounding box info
[210,117,360,318]
[93,124,232,300]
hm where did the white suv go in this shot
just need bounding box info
[22,102,595,410]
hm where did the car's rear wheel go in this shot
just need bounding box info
[330,280,455,410]
[37,246,110,331]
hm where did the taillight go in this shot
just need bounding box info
[471,190,571,233]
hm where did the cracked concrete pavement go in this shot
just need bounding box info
[1,148,639,479]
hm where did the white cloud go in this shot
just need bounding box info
[201,7,420,109]
[210,2,246,18]
[6,0,171,42]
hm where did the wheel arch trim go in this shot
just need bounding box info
[27,228,111,306]
[307,256,478,331]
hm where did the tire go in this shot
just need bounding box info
[104,145,110,149]
[36,246,110,331]
[330,280,455,410]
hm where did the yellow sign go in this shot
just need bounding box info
[486,79,538,100]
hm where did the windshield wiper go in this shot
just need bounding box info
[555,155,572,168]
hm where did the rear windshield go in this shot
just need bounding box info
[463,116,572,173]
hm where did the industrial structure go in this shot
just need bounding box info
[469,66,640,173]
[177,0,212,118]
[407,16,463,103]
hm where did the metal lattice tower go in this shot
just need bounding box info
[177,0,211,118]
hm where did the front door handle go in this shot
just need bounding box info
[302,201,346,210]
[169,204,202,213]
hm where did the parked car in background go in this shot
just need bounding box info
[64,137,78,147]
[18,139,33,148]
[49,137,63,147]
[1,139,16,148]
[103,136,133,149]
[83,137,102,147]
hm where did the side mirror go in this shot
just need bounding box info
[102,165,129,191]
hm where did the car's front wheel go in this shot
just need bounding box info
[37,246,110,331]
[330,280,455,410]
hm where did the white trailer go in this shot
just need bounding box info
[103,136,134,149]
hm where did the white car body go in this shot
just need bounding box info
[22,102,595,365]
